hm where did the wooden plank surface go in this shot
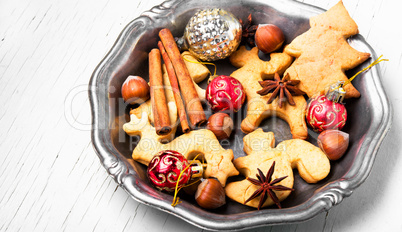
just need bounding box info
[0,0,401,231]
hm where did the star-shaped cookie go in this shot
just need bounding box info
[225,129,330,209]
[229,46,308,139]
[123,105,239,186]
[124,52,238,186]
[284,1,371,98]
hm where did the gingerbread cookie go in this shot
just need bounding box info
[123,105,239,186]
[229,46,308,139]
[284,1,371,98]
[225,129,330,209]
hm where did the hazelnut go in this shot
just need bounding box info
[121,75,150,104]
[255,24,285,54]
[195,178,226,209]
[207,113,233,140]
[183,179,201,195]
[317,130,349,160]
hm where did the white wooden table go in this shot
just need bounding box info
[1,0,401,231]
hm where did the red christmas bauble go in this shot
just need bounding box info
[206,75,246,112]
[147,150,191,192]
[306,95,347,132]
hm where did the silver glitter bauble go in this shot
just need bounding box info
[177,8,242,61]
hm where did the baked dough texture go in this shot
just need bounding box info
[229,46,308,139]
[124,104,239,187]
[284,0,371,98]
[225,129,330,208]
[124,53,238,186]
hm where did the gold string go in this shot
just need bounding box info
[182,54,217,77]
[172,155,206,191]
[343,55,388,87]
[171,154,201,207]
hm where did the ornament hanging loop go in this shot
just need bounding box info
[171,154,203,207]
[182,54,217,77]
[343,55,388,87]
[330,55,388,102]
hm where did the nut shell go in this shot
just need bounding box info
[255,24,285,54]
[195,178,226,209]
[317,130,349,160]
[121,75,150,104]
[207,113,234,140]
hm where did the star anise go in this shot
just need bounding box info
[257,73,306,108]
[244,161,294,210]
[239,14,258,46]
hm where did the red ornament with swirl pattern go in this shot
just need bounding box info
[147,150,192,192]
[306,95,347,132]
[147,150,204,192]
[206,75,246,112]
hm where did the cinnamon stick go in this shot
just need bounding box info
[158,28,207,128]
[149,48,172,135]
[158,41,191,133]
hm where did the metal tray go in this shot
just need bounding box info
[89,0,393,230]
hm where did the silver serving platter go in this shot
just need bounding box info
[89,0,393,230]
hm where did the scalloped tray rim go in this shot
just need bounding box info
[88,0,393,230]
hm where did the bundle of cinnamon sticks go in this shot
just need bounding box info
[149,28,206,135]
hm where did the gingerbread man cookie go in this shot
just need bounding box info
[123,106,239,187]
[229,46,308,139]
[284,1,371,98]
[225,129,330,208]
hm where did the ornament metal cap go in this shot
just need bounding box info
[326,81,346,103]
[189,159,204,179]
[175,36,188,51]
